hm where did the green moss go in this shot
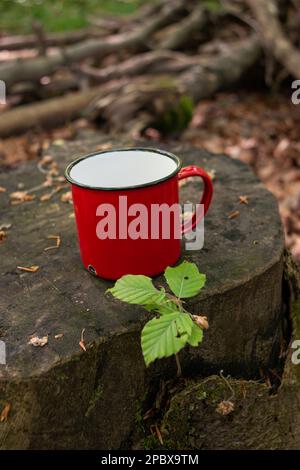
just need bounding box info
[85,384,103,417]
[291,300,300,338]
[290,299,300,384]
[155,95,194,136]
[143,434,159,450]
[201,0,223,13]
[134,401,145,433]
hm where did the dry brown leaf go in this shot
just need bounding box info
[150,424,163,445]
[52,139,65,146]
[0,403,11,422]
[40,193,52,202]
[28,335,48,347]
[96,143,113,151]
[79,328,86,352]
[60,191,73,203]
[54,176,65,183]
[274,138,290,159]
[44,235,61,251]
[0,223,12,231]
[192,315,209,330]
[49,162,59,176]
[10,191,35,205]
[207,169,216,181]
[40,155,53,165]
[54,333,64,339]
[228,210,240,220]
[40,186,63,202]
[0,230,6,242]
[178,176,198,188]
[238,195,249,205]
[216,400,234,416]
[0,186,6,193]
[181,211,193,222]
[17,265,39,273]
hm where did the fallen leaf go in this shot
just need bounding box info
[52,139,65,146]
[259,368,272,388]
[49,162,59,176]
[54,176,65,183]
[40,185,63,202]
[228,210,240,220]
[40,193,52,202]
[40,155,53,165]
[17,265,39,273]
[44,235,61,251]
[274,138,290,159]
[0,223,12,231]
[207,169,216,181]
[181,211,193,222]
[150,424,163,445]
[42,140,50,150]
[216,400,234,416]
[54,333,64,339]
[0,403,11,422]
[192,315,209,330]
[238,195,249,205]
[10,191,35,204]
[79,328,86,352]
[0,186,6,193]
[178,176,198,188]
[60,191,73,203]
[28,335,48,347]
[0,230,6,242]
[96,143,113,151]
[143,128,161,141]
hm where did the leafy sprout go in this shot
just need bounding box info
[106,261,208,370]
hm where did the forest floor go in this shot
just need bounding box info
[0,0,148,33]
[0,89,299,263]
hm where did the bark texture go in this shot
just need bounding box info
[0,135,285,449]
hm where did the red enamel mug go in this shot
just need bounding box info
[65,148,213,280]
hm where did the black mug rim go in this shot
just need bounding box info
[64,147,182,191]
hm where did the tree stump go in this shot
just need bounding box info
[160,253,300,450]
[0,133,285,449]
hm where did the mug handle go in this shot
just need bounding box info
[178,165,213,234]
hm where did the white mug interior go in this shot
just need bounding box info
[68,149,179,189]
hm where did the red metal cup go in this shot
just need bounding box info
[65,148,213,280]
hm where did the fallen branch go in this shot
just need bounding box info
[31,20,47,57]
[0,84,109,137]
[247,0,300,77]
[0,36,261,137]
[0,29,94,51]
[0,0,186,90]
[77,51,199,83]
[181,36,261,102]
[159,5,208,50]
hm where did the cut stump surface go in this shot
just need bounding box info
[0,134,284,449]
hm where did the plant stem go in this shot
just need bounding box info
[220,370,235,401]
[175,353,182,377]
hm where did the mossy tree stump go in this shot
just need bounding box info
[0,133,285,449]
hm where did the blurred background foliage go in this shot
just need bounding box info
[0,0,149,33]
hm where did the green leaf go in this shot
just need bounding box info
[187,323,203,347]
[107,275,166,305]
[155,301,181,315]
[164,261,206,298]
[176,313,194,336]
[141,312,188,366]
